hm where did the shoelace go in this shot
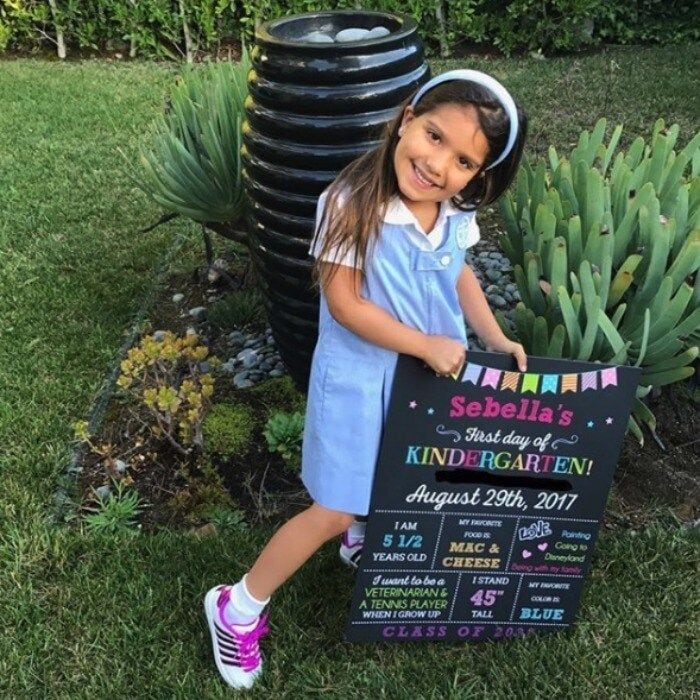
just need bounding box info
[232,613,270,672]
[217,587,270,672]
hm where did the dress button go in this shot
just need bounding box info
[440,255,451,267]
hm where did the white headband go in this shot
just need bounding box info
[410,69,519,171]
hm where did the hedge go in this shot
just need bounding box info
[1,0,697,60]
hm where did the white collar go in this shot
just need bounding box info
[382,195,463,225]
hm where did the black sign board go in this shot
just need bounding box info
[345,351,640,643]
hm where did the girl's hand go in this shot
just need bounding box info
[485,335,528,372]
[421,335,466,376]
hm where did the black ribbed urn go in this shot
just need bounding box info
[242,10,429,391]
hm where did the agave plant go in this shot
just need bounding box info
[133,48,252,241]
[498,119,700,444]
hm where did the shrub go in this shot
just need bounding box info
[498,118,700,443]
[116,330,220,454]
[208,289,267,331]
[202,402,256,459]
[250,376,306,414]
[80,479,147,535]
[132,50,251,224]
[263,410,304,473]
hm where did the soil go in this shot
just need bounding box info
[74,236,700,534]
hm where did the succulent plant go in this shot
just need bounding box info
[498,119,700,444]
[133,49,251,224]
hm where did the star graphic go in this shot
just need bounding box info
[586,420,594,428]
[606,417,613,425]
[427,408,435,415]
[409,401,417,409]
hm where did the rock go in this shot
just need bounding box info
[199,361,211,374]
[234,378,254,390]
[94,485,112,500]
[188,306,207,321]
[236,348,260,369]
[367,26,391,38]
[114,459,127,475]
[153,330,166,342]
[172,293,184,303]
[335,27,371,42]
[236,348,257,363]
[221,359,235,373]
[488,251,503,259]
[269,368,285,378]
[188,523,217,538]
[491,295,508,309]
[485,284,500,294]
[485,269,502,282]
[303,31,334,43]
[243,337,264,349]
[228,330,245,344]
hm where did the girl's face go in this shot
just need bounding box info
[394,103,490,207]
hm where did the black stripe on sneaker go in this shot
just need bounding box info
[351,550,362,565]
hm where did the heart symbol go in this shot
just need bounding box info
[538,542,548,552]
[522,549,532,559]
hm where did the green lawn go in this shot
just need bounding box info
[1,46,699,697]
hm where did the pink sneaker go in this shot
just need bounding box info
[203,585,269,690]
[339,530,363,569]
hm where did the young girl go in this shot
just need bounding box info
[204,69,528,690]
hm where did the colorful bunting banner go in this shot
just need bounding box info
[455,363,620,395]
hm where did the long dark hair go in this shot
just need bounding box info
[312,78,528,289]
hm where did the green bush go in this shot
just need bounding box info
[1,0,695,59]
[208,289,267,331]
[498,118,700,443]
[132,51,251,224]
[263,410,304,473]
[202,402,256,459]
[250,376,306,413]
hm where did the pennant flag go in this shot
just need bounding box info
[461,363,483,384]
[601,367,618,388]
[581,371,597,391]
[561,374,578,393]
[501,371,520,391]
[521,373,539,393]
[481,367,502,389]
[541,374,558,393]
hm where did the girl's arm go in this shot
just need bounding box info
[456,264,504,347]
[323,263,464,374]
[456,264,527,371]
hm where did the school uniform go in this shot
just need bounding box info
[302,188,480,515]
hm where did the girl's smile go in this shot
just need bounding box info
[394,103,490,221]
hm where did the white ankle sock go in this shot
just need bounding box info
[223,574,270,627]
[348,519,366,541]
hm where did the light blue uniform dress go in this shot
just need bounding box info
[302,188,480,516]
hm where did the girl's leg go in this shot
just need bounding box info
[245,502,355,601]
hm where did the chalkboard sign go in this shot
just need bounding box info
[345,351,640,643]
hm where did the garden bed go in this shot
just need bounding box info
[71,235,699,536]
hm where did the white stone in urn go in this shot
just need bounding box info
[366,26,391,38]
[334,27,371,43]
[302,31,334,43]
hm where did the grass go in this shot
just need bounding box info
[1,46,699,696]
